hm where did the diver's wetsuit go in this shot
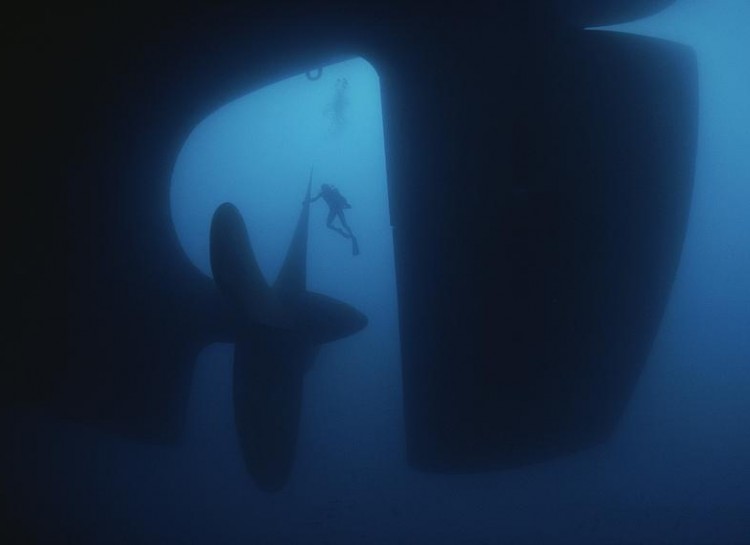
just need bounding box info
[307,184,359,255]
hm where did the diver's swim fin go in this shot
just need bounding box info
[352,237,360,256]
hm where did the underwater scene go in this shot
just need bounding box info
[2,1,749,544]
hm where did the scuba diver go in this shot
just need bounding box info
[306,183,359,256]
[326,77,349,133]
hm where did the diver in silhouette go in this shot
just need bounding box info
[306,183,359,256]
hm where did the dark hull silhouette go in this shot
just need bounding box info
[384,28,697,470]
[5,0,695,478]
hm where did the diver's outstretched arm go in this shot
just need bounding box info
[304,192,322,204]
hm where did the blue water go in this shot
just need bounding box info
[8,1,750,543]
